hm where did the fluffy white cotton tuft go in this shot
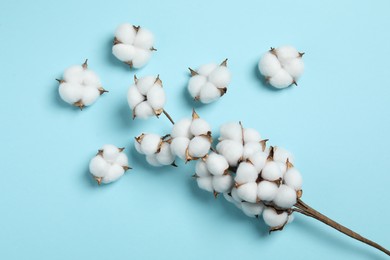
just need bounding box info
[216,140,244,166]
[219,122,243,142]
[146,154,162,167]
[170,137,190,160]
[139,133,161,155]
[284,167,303,191]
[195,161,211,177]
[212,175,234,193]
[257,181,278,201]
[273,185,297,208]
[206,152,229,176]
[190,118,211,136]
[263,207,288,228]
[261,161,283,181]
[235,162,258,184]
[112,23,155,68]
[236,182,258,203]
[155,142,175,165]
[242,142,262,159]
[197,176,214,192]
[171,118,192,139]
[188,136,211,158]
[248,151,268,172]
[273,147,294,164]
[241,202,264,217]
[243,128,262,143]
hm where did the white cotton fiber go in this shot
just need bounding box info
[82,86,100,106]
[257,181,278,201]
[219,122,242,142]
[136,76,156,95]
[89,155,109,178]
[263,207,288,228]
[146,154,162,167]
[197,63,218,76]
[140,133,161,155]
[208,66,231,87]
[147,85,166,110]
[127,85,145,110]
[269,70,294,89]
[199,82,221,104]
[223,193,236,204]
[134,101,154,119]
[258,52,281,77]
[197,176,214,192]
[171,118,192,138]
[242,142,262,159]
[231,187,241,202]
[133,27,154,49]
[59,83,83,104]
[243,128,262,143]
[284,167,302,191]
[248,151,268,172]
[188,136,211,158]
[112,44,136,62]
[190,118,211,136]
[83,70,101,86]
[63,65,84,83]
[188,75,207,98]
[115,153,129,166]
[102,144,120,162]
[283,58,304,78]
[195,161,211,177]
[273,147,294,164]
[275,46,299,63]
[235,162,258,184]
[212,175,233,193]
[273,185,297,209]
[103,164,125,184]
[206,153,229,176]
[241,202,264,217]
[261,161,283,181]
[132,48,152,68]
[170,137,190,160]
[115,23,136,44]
[155,142,175,165]
[236,182,258,203]
[216,140,244,166]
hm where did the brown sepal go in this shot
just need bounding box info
[220,58,228,67]
[74,100,85,110]
[82,59,88,69]
[188,67,198,76]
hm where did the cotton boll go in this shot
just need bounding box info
[243,128,262,143]
[131,48,152,68]
[197,176,214,192]
[212,175,234,193]
[102,144,120,162]
[243,142,262,159]
[263,207,288,228]
[236,182,258,203]
[127,86,145,110]
[197,63,218,76]
[170,137,190,160]
[190,118,211,136]
[133,27,154,49]
[208,66,231,87]
[284,167,303,191]
[171,118,192,138]
[258,52,282,77]
[257,181,278,201]
[275,46,299,63]
[248,151,268,172]
[146,154,162,167]
[241,202,264,217]
[199,83,221,104]
[235,162,258,184]
[140,134,161,155]
[283,58,304,78]
[195,160,211,177]
[82,86,100,106]
[115,153,129,167]
[219,122,242,142]
[188,136,211,158]
[59,83,83,104]
[136,76,156,95]
[216,140,244,166]
[89,155,110,177]
[115,23,136,44]
[102,164,125,183]
[147,85,166,110]
[63,65,84,83]
[188,75,207,98]
[112,44,136,62]
[273,185,297,209]
[269,70,294,89]
[273,147,294,164]
[156,142,175,165]
[261,161,283,181]
[206,152,229,176]
[134,101,154,119]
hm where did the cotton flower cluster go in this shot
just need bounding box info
[258,46,304,89]
[187,59,231,104]
[127,75,166,119]
[58,60,108,110]
[112,23,156,68]
[134,133,175,167]
[170,110,212,161]
[89,144,130,184]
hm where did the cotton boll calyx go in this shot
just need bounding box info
[112,24,156,68]
[89,145,130,184]
[187,59,231,104]
[128,75,166,119]
[57,60,107,110]
[258,46,304,89]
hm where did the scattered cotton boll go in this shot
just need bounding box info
[284,167,303,191]
[206,152,229,176]
[197,176,214,192]
[243,128,262,143]
[155,142,175,165]
[89,145,129,184]
[127,86,145,110]
[208,66,231,87]
[216,140,244,166]
[261,161,283,181]
[273,185,297,209]
[212,175,234,193]
[263,207,288,228]
[237,182,258,203]
[241,202,264,217]
[188,136,211,158]
[190,118,211,136]
[248,151,268,172]
[134,101,154,119]
[235,162,258,184]
[171,118,192,138]
[273,147,294,164]
[146,154,162,167]
[195,161,211,177]
[199,82,221,104]
[112,24,155,68]
[139,134,161,155]
[258,52,282,77]
[146,85,166,110]
[243,142,262,159]
[257,181,278,201]
[219,122,242,142]
[58,61,107,110]
[170,137,190,160]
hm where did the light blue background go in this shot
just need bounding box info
[1,0,389,259]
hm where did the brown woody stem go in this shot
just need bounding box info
[163,110,175,125]
[294,199,390,256]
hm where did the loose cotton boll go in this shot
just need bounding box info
[258,46,304,89]
[89,145,130,184]
[57,60,107,110]
[263,207,288,228]
[128,75,166,119]
[273,185,297,209]
[112,24,156,68]
[187,59,231,104]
